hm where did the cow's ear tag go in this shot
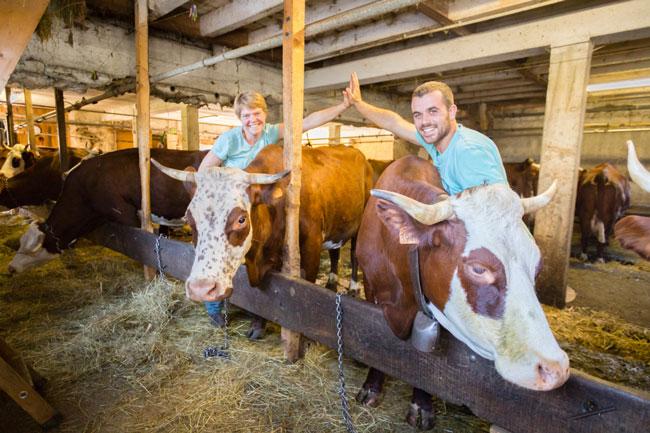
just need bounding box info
[399,227,419,245]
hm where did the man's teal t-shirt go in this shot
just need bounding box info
[211,123,281,169]
[416,124,508,195]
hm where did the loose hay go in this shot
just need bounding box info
[0,220,647,432]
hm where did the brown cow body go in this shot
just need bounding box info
[356,155,568,429]
[576,163,630,261]
[9,148,207,272]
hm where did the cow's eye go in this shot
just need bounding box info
[238,215,246,224]
[471,264,486,275]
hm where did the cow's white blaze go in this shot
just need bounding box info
[9,222,59,273]
[185,168,255,301]
[442,184,568,390]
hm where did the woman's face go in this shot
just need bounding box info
[239,106,267,139]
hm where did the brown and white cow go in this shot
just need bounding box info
[154,144,373,337]
[504,158,540,199]
[8,148,207,273]
[575,162,630,261]
[355,155,568,429]
[615,140,650,260]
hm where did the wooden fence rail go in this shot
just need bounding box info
[87,223,650,433]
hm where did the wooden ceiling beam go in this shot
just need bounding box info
[200,0,283,37]
[148,0,189,19]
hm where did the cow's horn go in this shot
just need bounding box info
[245,169,291,185]
[371,189,454,225]
[521,180,557,214]
[626,140,650,192]
[151,159,196,183]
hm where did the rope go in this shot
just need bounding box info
[336,293,358,433]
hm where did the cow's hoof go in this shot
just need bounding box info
[596,257,605,264]
[406,402,435,430]
[347,288,359,298]
[325,281,337,291]
[246,326,266,340]
[356,387,381,407]
[578,253,588,261]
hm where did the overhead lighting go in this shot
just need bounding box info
[587,78,650,92]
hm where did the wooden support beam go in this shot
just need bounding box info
[86,223,650,433]
[328,123,341,145]
[304,0,650,91]
[148,0,188,20]
[23,88,36,149]
[53,89,69,172]
[0,0,49,89]
[534,40,593,308]
[180,104,199,151]
[135,0,155,280]
[4,87,15,146]
[280,0,305,362]
[200,0,283,37]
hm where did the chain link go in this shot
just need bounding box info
[336,293,358,433]
[154,233,166,277]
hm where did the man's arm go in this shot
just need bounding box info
[198,151,223,172]
[277,93,350,139]
[345,72,419,145]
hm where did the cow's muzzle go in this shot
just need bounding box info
[186,278,232,302]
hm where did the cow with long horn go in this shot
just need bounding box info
[615,140,650,260]
[355,155,568,429]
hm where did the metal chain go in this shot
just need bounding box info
[336,293,358,433]
[203,298,231,359]
[154,233,166,277]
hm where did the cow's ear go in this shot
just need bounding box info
[375,199,426,245]
[183,166,197,197]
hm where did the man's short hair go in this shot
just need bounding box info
[234,91,268,118]
[412,81,455,108]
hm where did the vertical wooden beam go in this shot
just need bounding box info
[328,123,341,145]
[135,0,155,279]
[54,88,69,172]
[534,40,593,308]
[281,0,305,362]
[4,87,16,146]
[180,104,200,150]
[479,102,489,133]
[23,88,36,149]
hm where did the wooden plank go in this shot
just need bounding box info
[23,88,36,149]
[0,353,58,426]
[87,223,650,433]
[280,0,305,362]
[4,87,16,146]
[304,0,650,91]
[135,0,155,280]
[0,0,49,89]
[200,0,283,37]
[180,104,199,151]
[534,41,593,308]
[148,0,188,20]
[53,88,68,172]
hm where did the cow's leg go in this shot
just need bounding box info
[348,237,360,297]
[406,387,435,430]
[301,231,323,284]
[326,248,340,290]
[247,314,266,340]
[356,367,384,407]
[579,220,591,261]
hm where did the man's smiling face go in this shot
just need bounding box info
[411,90,457,146]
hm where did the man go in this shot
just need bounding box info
[344,72,507,195]
[198,90,350,326]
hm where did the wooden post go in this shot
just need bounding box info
[54,88,69,172]
[23,88,36,149]
[135,0,155,280]
[328,123,341,145]
[281,0,305,362]
[180,104,199,150]
[534,40,593,308]
[4,87,16,146]
[479,102,489,133]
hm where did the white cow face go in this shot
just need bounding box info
[0,144,34,179]
[8,222,59,273]
[374,182,570,391]
[151,160,289,303]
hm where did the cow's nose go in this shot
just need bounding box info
[7,265,16,275]
[535,352,570,390]
[186,278,231,302]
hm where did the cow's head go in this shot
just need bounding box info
[0,144,37,179]
[627,140,650,192]
[152,159,289,302]
[372,181,569,391]
[8,222,59,273]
